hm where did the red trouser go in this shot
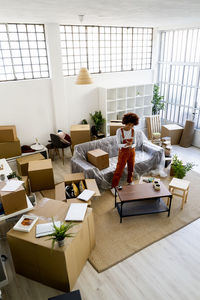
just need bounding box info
[112,147,136,188]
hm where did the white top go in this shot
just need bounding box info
[116,128,136,149]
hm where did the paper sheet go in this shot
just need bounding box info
[1,180,24,192]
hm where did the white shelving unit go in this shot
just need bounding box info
[99,83,154,136]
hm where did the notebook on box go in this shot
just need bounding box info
[35,221,61,238]
[65,203,87,221]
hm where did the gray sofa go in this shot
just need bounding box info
[71,130,165,190]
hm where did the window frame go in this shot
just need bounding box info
[157,28,200,129]
[0,23,50,82]
[60,25,153,76]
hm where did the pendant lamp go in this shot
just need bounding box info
[76,67,93,85]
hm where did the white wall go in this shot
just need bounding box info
[0,23,154,147]
[64,70,154,127]
[0,79,54,145]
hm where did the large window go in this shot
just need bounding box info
[158,29,200,129]
[0,23,49,81]
[60,25,153,76]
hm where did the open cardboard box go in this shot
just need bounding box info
[64,172,100,196]
[41,173,100,206]
[42,173,101,205]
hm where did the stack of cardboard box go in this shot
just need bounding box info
[161,137,172,157]
[0,126,21,159]
[152,132,162,146]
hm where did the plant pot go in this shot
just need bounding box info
[170,165,175,177]
[57,239,65,247]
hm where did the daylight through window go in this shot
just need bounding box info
[0,23,49,81]
[60,25,153,76]
[158,28,200,129]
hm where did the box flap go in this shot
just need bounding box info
[64,173,85,184]
[70,124,90,132]
[41,182,65,201]
[17,153,45,164]
[55,182,66,201]
[28,159,52,171]
[85,179,101,196]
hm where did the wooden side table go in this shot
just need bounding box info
[168,178,190,209]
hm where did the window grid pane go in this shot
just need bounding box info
[60,25,153,76]
[0,23,49,81]
[158,28,200,129]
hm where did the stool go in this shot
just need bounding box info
[168,178,190,209]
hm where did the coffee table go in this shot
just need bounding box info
[115,183,172,223]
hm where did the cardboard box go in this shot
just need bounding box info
[64,173,100,197]
[0,139,21,159]
[21,176,30,196]
[161,124,183,145]
[0,125,17,142]
[70,124,90,148]
[0,181,27,215]
[87,149,109,170]
[17,153,45,176]
[109,122,124,136]
[28,159,54,192]
[7,198,95,292]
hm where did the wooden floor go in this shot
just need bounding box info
[1,146,200,300]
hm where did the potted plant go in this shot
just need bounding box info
[170,154,195,179]
[47,218,76,248]
[90,111,105,135]
[151,84,165,115]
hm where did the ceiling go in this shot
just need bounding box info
[1,0,200,28]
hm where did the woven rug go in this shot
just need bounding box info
[89,171,200,272]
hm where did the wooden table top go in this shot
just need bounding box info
[116,182,172,202]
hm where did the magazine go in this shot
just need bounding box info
[13,214,38,232]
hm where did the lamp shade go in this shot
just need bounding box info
[76,68,93,85]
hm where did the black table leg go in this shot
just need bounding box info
[115,188,117,208]
[168,196,172,216]
[120,202,123,223]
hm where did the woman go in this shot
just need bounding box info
[111,113,139,192]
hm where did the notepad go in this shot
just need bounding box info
[35,221,61,238]
[65,203,87,221]
[77,189,95,202]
